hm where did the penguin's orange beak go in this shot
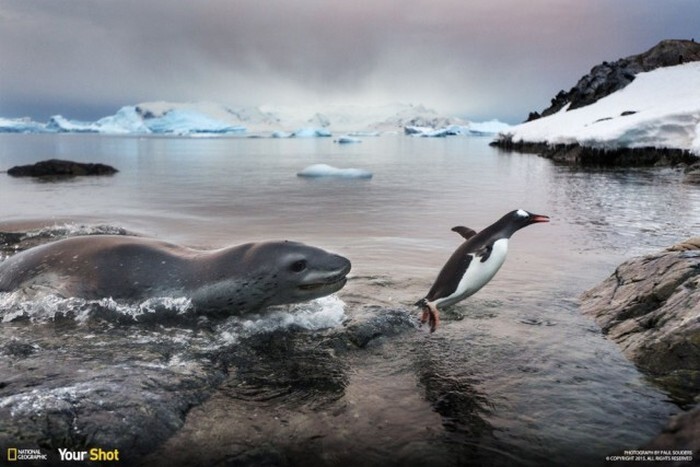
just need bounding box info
[530,214,550,223]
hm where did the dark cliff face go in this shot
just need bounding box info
[527,39,700,122]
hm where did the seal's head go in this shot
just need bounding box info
[197,240,352,313]
[259,241,351,305]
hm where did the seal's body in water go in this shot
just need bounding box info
[0,235,351,314]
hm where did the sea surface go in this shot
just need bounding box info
[1,133,699,465]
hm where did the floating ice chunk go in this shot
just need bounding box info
[271,130,293,138]
[297,163,373,179]
[334,135,362,144]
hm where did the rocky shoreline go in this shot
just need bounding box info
[489,138,699,169]
[580,237,700,457]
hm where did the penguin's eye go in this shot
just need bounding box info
[290,260,307,272]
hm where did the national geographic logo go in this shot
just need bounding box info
[5,447,120,462]
[6,447,48,461]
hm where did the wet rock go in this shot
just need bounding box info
[7,159,118,177]
[340,306,417,348]
[580,237,700,400]
[0,326,226,463]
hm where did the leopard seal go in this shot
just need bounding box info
[0,235,351,314]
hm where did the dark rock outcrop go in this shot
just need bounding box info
[7,159,118,177]
[490,139,699,167]
[528,39,700,121]
[580,237,700,401]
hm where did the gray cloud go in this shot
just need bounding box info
[1,0,699,122]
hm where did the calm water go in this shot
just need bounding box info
[1,133,699,465]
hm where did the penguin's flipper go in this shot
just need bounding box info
[476,243,493,263]
[451,226,477,241]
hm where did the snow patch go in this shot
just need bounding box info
[501,62,700,154]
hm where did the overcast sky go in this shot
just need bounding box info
[1,0,698,123]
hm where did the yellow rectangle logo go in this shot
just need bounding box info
[7,448,18,461]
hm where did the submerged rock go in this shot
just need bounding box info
[7,159,118,177]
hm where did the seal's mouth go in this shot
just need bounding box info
[298,276,348,291]
[298,261,351,292]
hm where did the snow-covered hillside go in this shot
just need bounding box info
[0,102,509,137]
[498,62,700,154]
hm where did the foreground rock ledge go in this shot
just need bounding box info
[581,238,700,457]
[580,237,700,398]
[7,159,118,177]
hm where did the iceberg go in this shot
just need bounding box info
[292,128,332,138]
[143,108,245,135]
[93,106,151,134]
[0,117,46,133]
[405,121,511,137]
[466,120,512,136]
[296,164,373,179]
[0,100,511,138]
[46,115,97,133]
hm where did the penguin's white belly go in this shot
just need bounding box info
[436,238,508,308]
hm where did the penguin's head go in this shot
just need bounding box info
[499,209,550,236]
[513,209,549,226]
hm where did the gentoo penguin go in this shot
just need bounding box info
[416,209,549,332]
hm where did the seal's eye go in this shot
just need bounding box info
[290,260,307,272]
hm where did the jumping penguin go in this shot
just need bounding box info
[416,209,550,332]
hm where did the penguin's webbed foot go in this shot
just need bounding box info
[419,303,440,333]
